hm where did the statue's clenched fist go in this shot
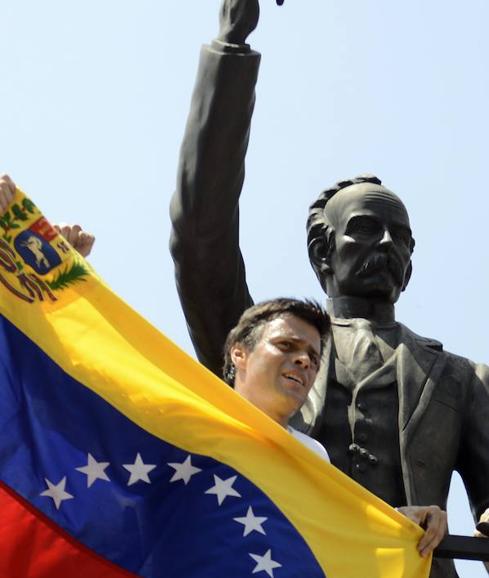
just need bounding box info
[217,0,260,44]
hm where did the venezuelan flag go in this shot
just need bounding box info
[0,189,431,578]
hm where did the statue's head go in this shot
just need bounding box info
[307,175,415,304]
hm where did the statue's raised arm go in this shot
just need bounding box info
[170,0,264,376]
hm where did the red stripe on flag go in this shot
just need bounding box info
[0,481,137,578]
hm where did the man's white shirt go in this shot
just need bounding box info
[287,427,330,462]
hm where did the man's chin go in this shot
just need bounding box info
[280,389,308,412]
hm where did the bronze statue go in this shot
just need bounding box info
[169,2,489,576]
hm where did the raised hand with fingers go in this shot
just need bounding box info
[53,223,95,258]
[0,174,17,213]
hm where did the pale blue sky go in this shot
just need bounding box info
[1,1,489,575]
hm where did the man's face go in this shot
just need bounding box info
[232,314,321,425]
[324,184,413,303]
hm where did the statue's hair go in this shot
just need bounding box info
[222,297,329,386]
[307,174,382,254]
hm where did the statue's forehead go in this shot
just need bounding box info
[325,183,411,228]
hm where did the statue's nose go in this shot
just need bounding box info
[378,228,393,246]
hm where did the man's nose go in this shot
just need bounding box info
[293,351,310,368]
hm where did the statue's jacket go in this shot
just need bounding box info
[170,42,489,578]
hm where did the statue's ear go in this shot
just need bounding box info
[401,261,413,292]
[308,237,332,276]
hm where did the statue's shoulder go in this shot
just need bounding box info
[399,323,489,380]
[475,362,489,383]
[397,323,443,351]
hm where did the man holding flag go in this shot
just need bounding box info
[0,175,443,576]
[224,296,448,557]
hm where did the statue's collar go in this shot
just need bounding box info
[326,296,396,326]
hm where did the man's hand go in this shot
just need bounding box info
[474,509,489,573]
[397,505,448,557]
[0,174,16,212]
[53,223,95,258]
[474,508,489,538]
[0,175,95,257]
[217,0,260,45]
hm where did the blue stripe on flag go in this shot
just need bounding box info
[0,316,326,577]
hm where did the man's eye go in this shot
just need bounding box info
[277,341,291,351]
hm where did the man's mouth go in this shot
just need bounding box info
[282,372,305,387]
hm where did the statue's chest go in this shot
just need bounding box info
[317,375,406,507]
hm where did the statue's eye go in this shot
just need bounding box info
[391,227,412,248]
[346,216,380,237]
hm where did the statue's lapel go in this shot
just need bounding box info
[396,324,447,433]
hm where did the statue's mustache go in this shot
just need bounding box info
[356,253,404,286]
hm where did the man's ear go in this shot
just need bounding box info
[230,343,248,372]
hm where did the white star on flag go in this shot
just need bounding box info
[234,506,268,536]
[40,477,74,510]
[168,455,201,485]
[205,474,241,505]
[249,549,282,577]
[76,453,110,488]
[123,453,156,486]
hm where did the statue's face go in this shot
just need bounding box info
[324,183,413,303]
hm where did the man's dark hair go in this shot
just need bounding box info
[222,297,330,385]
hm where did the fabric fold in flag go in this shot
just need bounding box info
[0,189,431,578]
